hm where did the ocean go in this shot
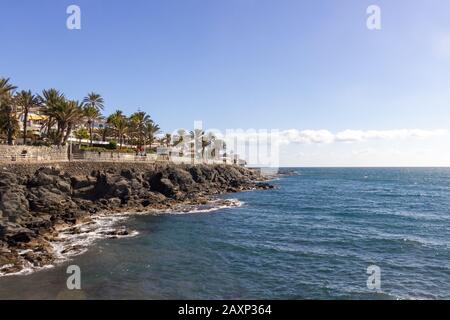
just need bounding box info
[0,168,449,299]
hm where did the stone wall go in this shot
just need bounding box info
[73,151,157,162]
[0,145,68,163]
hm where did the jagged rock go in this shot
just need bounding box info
[2,222,35,244]
[0,163,271,274]
[108,197,122,207]
[71,175,94,189]
[0,172,29,222]
[24,215,52,231]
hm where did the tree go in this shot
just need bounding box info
[15,90,40,144]
[0,99,19,145]
[107,110,128,148]
[189,130,216,161]
[83,92,104,112]
[83,92,104,146]
[83,105,102,146]
[189,129,203,161]
[0,78,18,145]
[95,124,111,142]
[49,99,84,146]
[74,127,89,144]
[39,89,65,137]
[0,78,17,97]
[129,111,153,149]
[173,129,187,146]
[62,100,84,145]
[163,133,172,147]
[201,132,215,160]
[145,121,160,150]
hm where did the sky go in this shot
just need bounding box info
[1,0,449,166]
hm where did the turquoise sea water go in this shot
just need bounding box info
[1,168,449,299]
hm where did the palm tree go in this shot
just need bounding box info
[107,110,128,148]
[83,105,102,146]
[145,121,160,151]
[189,130,216,161]
[0,78,17,97]
[15,90,40,144]
[83,92,104,112]
[95,124,112,142]
[173,129,187,146]
[62,100,84,145]
[0,99,19,145]
[0,78,18,145]
[202,132,215,161]
[189,129,208,160]
[129,111,152,149]
[48,99,84,145]
[82,92,104,146]
[39,89,65,137]
[163,133,172,147]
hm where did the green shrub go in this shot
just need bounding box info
[80,145,135,154]
[32,140,51,147]
[107,140,118,150]
[80,146,108,153]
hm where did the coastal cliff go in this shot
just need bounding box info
[0,163,272,275]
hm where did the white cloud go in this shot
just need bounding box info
[280,129,335,144]
[334,129,448,143]
[222,128,448,145]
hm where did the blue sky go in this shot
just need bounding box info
[1,0,450,166]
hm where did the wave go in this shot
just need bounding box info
[50,214,139,263]
[0,213,139,278]
[166,199,244,215]
[0,198,244,277]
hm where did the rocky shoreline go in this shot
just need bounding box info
[0,163,273,276]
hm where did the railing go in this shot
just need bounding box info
[0,153,69,163]
[70,153,230,165]
[0,149,239,166]
[70,152,158,163]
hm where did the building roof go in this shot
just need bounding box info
[28,114,48,121]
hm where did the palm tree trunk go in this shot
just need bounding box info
[56,123,62,144]
[45,117,53,135]
[4,106,15,145]
[89,122,93,147]
[63,123,72,145]
[23,109,28,145]
[57,123,66,146]
[7,128,14,145]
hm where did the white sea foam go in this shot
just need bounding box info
[50,213,139,263]
[163,199,244,215]
[0,198,243,277]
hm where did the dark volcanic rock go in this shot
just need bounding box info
[0,163,271,274]
[0,172,30,223]
[1,222,35,244]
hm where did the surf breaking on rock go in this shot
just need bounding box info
[0,162,272,275]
